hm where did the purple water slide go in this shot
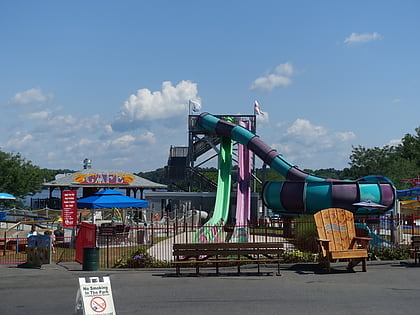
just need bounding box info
[235,120,251,225]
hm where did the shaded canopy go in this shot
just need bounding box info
[0,193,16,200]
[77,189,149,209]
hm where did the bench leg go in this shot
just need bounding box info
[276,258,281,276]
[176,264,180,276]
[362,258,367,272]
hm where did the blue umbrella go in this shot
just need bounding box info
[0,193,16,200]
[77,189,148,209]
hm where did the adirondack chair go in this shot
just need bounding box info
[314,208,371,272]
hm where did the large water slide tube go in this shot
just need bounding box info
[197,113,395,215]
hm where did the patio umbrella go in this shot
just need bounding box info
[77,189,148,209]
[77,189,149,225]
[0,193,16,200]
[352,200,386,209]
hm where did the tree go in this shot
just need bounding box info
[342,126,420,189]
[343,145,396,179]
[396,127,420,168]
[0,151,45,200]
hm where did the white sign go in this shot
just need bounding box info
[75,276,116,315]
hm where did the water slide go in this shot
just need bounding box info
[196,113,395,215]
[231,120,251,242]
[355,223,391,248]
[195,136,233,242]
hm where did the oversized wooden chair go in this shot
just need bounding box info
[314,208,371,272]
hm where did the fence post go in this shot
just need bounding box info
[106,235,110,269]
[150,221,155,245]
[412,213,415,236]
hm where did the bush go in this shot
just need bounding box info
[282,250,318,263]
[368,247,412,261]
[114,247,170,268]
[292,215,318,253]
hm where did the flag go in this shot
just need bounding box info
[254,100,265,115]
[189,100,201,112]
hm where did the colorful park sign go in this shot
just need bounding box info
[73,172,134,185]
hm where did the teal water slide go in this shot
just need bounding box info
[196,113,395,215]
[195,136,233,242]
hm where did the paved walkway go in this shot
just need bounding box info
[1,260,420,314]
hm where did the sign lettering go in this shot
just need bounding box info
[73,173,134,185]
[62,190,77,228]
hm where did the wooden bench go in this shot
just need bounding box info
[173,242,284,276]
[411,236,420,264]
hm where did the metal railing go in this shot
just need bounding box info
[2,215,419,266]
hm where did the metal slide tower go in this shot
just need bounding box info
[165,114,258,192]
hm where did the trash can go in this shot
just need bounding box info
[83,247,99,271]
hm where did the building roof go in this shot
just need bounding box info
[43,169,167,190]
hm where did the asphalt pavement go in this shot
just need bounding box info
[1,260,420,315]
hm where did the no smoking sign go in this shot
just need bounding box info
[75,276,116,315]
[90,296,107,313]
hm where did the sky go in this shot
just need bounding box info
[1,1,419,174]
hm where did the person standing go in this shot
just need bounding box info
[27,225,37,238]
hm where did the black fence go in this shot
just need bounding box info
[1,215,419,267]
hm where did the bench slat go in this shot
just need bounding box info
[173,242,283,276]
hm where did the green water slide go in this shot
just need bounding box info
[195,136,233,242]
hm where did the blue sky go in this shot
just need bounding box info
[1,1,419,173]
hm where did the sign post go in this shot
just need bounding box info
[62,190,77,228]
[74,276,116,315]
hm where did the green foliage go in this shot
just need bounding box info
[397,127,420,168]
[343,145,396,178]
[282,250,318,263]
[0,151,45,200]
[342,126,420,189]
[292,215,318,253]
[136,168,169,185]
[368,247,412,261]
[303,168,345,180]
[113,247,170,268]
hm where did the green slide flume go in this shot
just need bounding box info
[195,136,233,242]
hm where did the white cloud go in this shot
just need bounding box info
[0,82,195,172]
[344,32,383,45]
[6,131,34,149]
[110,135,135,147]
[112,80,200,131]
[270,119,356,169]
[392,98,402,103]
[137,131,156,144]
[10,88,51,105]
[387,139,401,147]
[250,62,294,92]
[28,110,52,120]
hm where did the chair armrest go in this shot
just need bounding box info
[316,238,331,243]
[352,236,372,249]
[316,238,330,251]
[354,236,372,241]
